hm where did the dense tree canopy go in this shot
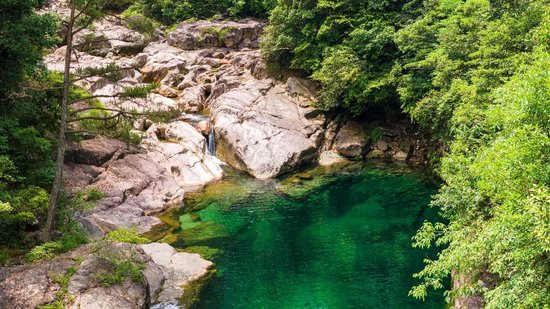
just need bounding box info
[129,0,274,25]
[401,2,550,307]
[0,0,58,247]
[0,0,57,95]
[262,0,420,114]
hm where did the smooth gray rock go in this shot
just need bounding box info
[74,18,148,57]
[167,20,263,50]
[333,121,366,158]
[67,138,127,166]
[0,242,212,309]
[211,78,323,178]
[141,243,213,303]
[141,122,223,191]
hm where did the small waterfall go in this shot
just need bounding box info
[207,128,216,156]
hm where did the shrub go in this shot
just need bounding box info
[97,260,144,287]
[106,228,151,244]
[26,229,89,262]
[124,14,157,38]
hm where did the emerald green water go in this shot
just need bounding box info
[167,163,445,308]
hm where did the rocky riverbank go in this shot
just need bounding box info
[41,0,433,237]
[0,1,435,307]
[0,242,212,308]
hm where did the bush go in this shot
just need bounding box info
[26,228,89,263]
[106,228,151,244]
[135,0,270,26]
[95,244,145,287]
[97,260,144,287]
[124,14,157,38]
[104,0,135,12]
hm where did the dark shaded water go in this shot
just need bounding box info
[169,164,445,308]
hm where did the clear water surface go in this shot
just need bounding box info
[167,163,445,309]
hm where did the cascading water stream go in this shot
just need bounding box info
[207,128,216,156]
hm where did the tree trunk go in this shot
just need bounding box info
[41,0,76,242]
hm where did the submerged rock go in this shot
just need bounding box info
[318,150,348,166]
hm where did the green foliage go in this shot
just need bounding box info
[37,267,78,309]
[75,63,123,83]
[130,0,272,26]
[86,188,106,202]
[0,201,12,213]
[262,0,409,115]
[0,0,58,95]
[368,127,383,144]
[0,250,10,266]
[409,51,550,308]
[0,70,63,248]
[26,228,89,263]
[124,14,158,38]
[103,0,136,12]
[263,0,550,306]
[94,244,145,287]
[119,83,156,98]
[97,259,144,287]
[395,0,550,138]
[106,228,151,244]
[201,26,236,40]
[0,156,18,183]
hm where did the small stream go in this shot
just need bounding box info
[163,162,445,308]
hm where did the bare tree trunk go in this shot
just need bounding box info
[41,0,76,242]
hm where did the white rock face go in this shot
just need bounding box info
[64,127,223,235]
[84,152,185,234]
[141,121,223,191]
[43,4,330,238]
[73,18,147,57]
[141,243,213,304]
[210,77,324,178]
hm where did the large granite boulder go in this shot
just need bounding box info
[141,243,213,304]
[65,128,223,236]
[210,78,324,178]
[66,138,127,166]
[83,152,185,234]
[141,121,223,191]
[167,20,263,50]
[333,121,366,158]
[139,43,191,83]
[74,18,148,57]
[0,242,213,309]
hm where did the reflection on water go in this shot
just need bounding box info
[165,163,445,309]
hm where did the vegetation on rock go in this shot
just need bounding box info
[106,228,152,244]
